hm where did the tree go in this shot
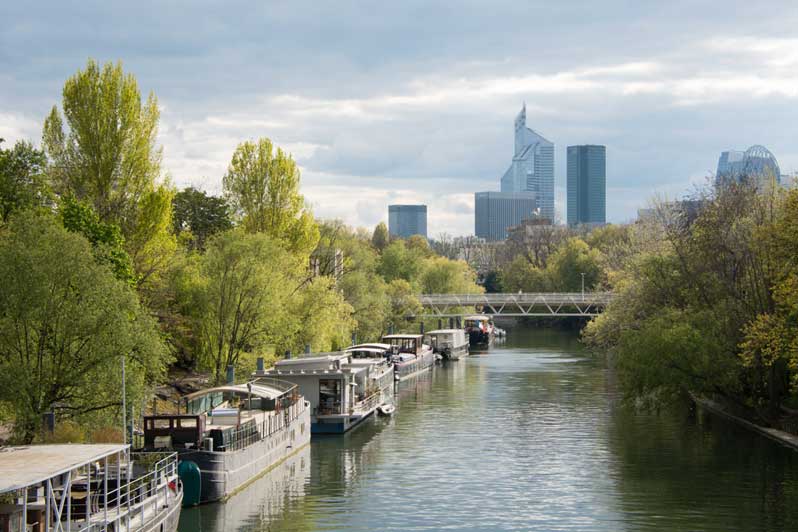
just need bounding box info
[0,140,50,223]
[223,138,318,255]
[0,212,170,442]
[499,255,549,292]
[406,234,433,257]
[385,279,422,327]
[371,222,389,251]
[192,230,300,384]
[59,196,136,286]
[377,240,425,285]
[172,187,232,251]
[545,237,604,291]
[420,256,483,294]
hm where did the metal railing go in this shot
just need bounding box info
[221,400,306,452]
[416,292,614,317]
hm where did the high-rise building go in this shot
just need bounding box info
[388,204,427,238]
[474,191,537,241]
[716,145,781,187]
[500,104,555,221]
[567,145,606,226]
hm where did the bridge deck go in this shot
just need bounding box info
[417,292,612,317]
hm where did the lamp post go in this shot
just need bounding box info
[581,273,586,301]
[121,356,127,445]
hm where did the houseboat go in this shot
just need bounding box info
[255,352,392,434]
[0,444,182,532]
[382,334,435,381]
[424,329,470,360]
[141,378,310,505]
[464,315,495,347]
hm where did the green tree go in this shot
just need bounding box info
[41,59,176,283]
[223,138,318,255]
[386,279,422,328]
[377,240,425,285]
[0,212,170,442]
[499,255,549,292]
[0,140,50,223]
[371,222,389,251]
[545,237,604,291]
[59,196,136,286]
[172,187,232,251]
[420,256,483,294]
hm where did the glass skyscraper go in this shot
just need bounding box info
[567,145,606,226]
[474,191,537,241]
[388,204,427,238]
[500,104,555,221]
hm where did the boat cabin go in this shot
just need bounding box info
[425,329,467,351]
[464,315,493,330]
[143,380,300,453]
[382,334,425,356]
[345,343,391,360]
[0,444,181,532]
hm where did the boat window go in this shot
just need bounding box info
[153,419,171,429]
[319,379,342,414]
[178,418,197,428]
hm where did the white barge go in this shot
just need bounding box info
[142,378,310,505]
[424,329,470,360]
[255,351,393,434]
[0,444,182,532]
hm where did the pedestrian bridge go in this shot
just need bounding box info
[417,292,613,317]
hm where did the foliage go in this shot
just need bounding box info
[172,187,232,250]
[499,255,549,292]
[60,195,137,286]
[377,240,426,285]
[223,138,319,255]
[420,256,482,294]
[0,212,170,442]
[371,222,389,251]
[385,279,422,328]
[0,140,50,223]
[545,237,605,291]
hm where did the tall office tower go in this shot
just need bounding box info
[388,204,428,238]
[474,191,537,241]
[716,145,781,187]
[567,145,606,226]
[500,104,555,221]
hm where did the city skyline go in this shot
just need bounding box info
[2,2,797,237]
[567,145,606,226]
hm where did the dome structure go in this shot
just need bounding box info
[742,145,781,183]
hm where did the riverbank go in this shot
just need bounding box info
[692,394,798,451]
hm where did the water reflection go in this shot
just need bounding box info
[179,327,798,532]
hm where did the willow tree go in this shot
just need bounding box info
[0,212,170,442]
[223,138,319,255]
[41,59,175,282]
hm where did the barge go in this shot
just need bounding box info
[424,328,469,360]
[142,378,310,505]
[464,315,495,347]
[255,352,393,434]
[382,334,435,381]
[0,444,182,532]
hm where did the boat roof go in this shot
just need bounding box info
[382,334,423,340]
[183,381,294,402]
[464,315,490,320]
[345,347,389,354]
[426,329,464,335]
[347,343,391,350]
[0,444,128,493]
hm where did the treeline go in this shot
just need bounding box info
[0,60,480,443]
[583,181,798,428]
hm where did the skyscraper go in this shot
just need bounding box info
[474,191,537,241]
[500,104,555,221]
[567,145,606,226]
[716,145,781,187]
[388,204,427,238]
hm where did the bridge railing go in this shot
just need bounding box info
[415,292,613,317]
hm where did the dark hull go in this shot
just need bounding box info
[467,329,493,347]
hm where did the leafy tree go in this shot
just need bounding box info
[0,140,50,223]
[0,212,169,442]
[59,196,136,286]
[386,279,422,327]
[406,234,433,257]
[420,256,483,294]
[545,237,604,291]
[371,222,389,251]
[191,230,300,384]
[223,138,318,255]
[499,255,549,292]
[172,187,232,251]
[377,240,425,285]
[287,276,355,353]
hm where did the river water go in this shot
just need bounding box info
[179,327,798,531]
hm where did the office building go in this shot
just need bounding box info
[388,204,427,238]
[499,104,555,221]
[474,191,537,241]
[716,145,781,187]
[567,145,606,226]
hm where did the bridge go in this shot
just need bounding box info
[416,292,613,317]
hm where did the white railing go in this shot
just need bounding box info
[416,292,613,317]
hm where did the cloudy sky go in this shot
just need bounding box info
[2,1,797,235]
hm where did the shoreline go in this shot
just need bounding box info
[691,394,798,451]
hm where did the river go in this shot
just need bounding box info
[179,327,798,531]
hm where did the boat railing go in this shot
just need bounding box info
[353,390,382,414]
[221,399,307,452]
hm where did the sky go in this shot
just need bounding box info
[2,1,797,236]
